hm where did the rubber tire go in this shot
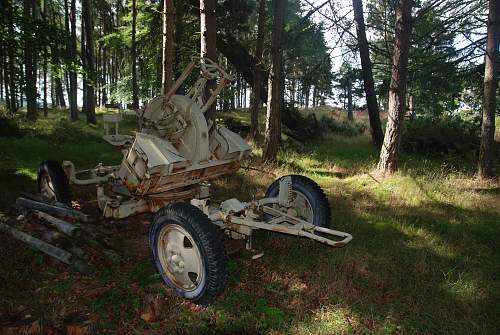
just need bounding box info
[37,160,72,204]
[149,202,228,305]
[264,175,331,228]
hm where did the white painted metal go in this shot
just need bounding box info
[40,174,56,200]
[57,57,352,249]
[157,224,205,291]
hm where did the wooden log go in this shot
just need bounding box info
[0,316,43,335]
[0,221,89,273]
[0,221,72,264]
[64,315,95,335]
[33,210,81,237]
[34,211,121,264]
[40,229,90,262]
[16,197,89,223]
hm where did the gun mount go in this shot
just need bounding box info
[37,57,352,306]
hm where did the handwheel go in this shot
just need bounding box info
[265,175,331,228]
[37,160,72,204]
[149,202,228,305]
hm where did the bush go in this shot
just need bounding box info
[318,115,366,137]
[401,115,480,157]
[0,115,22,138]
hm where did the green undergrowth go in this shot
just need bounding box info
[0,107,499,334]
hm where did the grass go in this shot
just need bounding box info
[0,107,499,334]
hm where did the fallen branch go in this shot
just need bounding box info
[0,221,88,273]
[0,314,43,335]
[16,197,89,222]
[33,210,122,264]
[34,210,81,237]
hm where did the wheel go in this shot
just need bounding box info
[264,175,331,227]
[37,160,72,204]
[149,202,228,305]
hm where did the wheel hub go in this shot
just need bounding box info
[168,253,185,273]
[157,224,204,291]
[273,190,314,223]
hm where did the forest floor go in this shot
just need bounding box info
[0,107,499,334]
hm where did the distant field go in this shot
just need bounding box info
[0,107,499,334]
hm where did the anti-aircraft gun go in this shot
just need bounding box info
[37,57,352,305]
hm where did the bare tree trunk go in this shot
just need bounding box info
[55,74,66,107]
[162,0,174,94]
[236,75,240,108]
[43,48,48,116]
[347,78,353,121]
[200,0,217,124]
[131,0,139,107]
[0,46,4,102]
[68,0,78,119]
[290,76,296,107]
[101,46,107,105]
[6,0,17,113]
[312,85,317,107]
[81,17,87,114]
[377,0,413,175]
[24,0,37,120]
[305,85,310,108]
[478,0,499,179]
[173,0,185,79]
[263,0,287,162]
[353,0,384,146]
[82,0,96,124]
[51,72,56,108]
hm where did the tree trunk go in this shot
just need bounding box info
[43,49,48,116]
[55,74,66,107]
[173,0,185,80]
[24,0,37,121]
[82,0,96,124]
[377,0,413,175]
[305,85,310,107]
[131,0,139,107]
[1,46,4,101]
[101,46,107,105]
[200,0,217,124]
[478,0,499,179]
[217,34,269,101]
[263,0,287,162]
[51,72,56,108]
[81,17,87,114]
[162,0,174,94]
[347,78,353,121]
[6,0,17,113]
[68,0,78,120]
[408,94,415,121]
[353,0,384,146]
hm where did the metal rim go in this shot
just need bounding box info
[272,190,314,223]
[157,223,205,291]
[290,190,314,223]
[40,173,56,200]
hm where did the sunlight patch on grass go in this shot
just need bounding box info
[14,168,37,181]
[444,271,490,304]
[291,306,351,335]
[398,223,457,260]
